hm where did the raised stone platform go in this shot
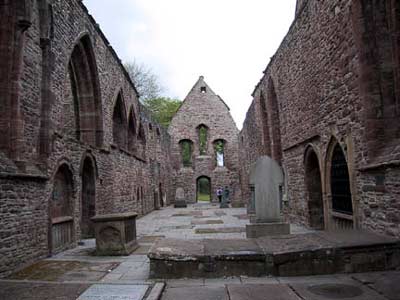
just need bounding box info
[148,230,400,278]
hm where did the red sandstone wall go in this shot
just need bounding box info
[0,0,172,277]
[240,0,400,237]
[168,77,242,205]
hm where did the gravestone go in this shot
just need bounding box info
[246,156,290,238]
[77,284,148,300]
[174,187,187,208]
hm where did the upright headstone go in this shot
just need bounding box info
[246,156,290,238]
[174,187,187,208]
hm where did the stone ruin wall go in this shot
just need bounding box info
[239,0,400,238]
[0,0,173,278]
[168,78,242,206]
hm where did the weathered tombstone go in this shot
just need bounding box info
[174,187,187,208]
[91,212,139,255]
[220,186,230,208]
[246,156,290,238]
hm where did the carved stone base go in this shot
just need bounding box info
[174,200,187,208]
[91,212,138,256]
[246,222,290,238]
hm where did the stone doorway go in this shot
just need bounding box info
[81,157,96,238]
[304,148,324,230]
[49,164,74,254]
[197,176,211,202]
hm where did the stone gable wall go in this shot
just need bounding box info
[168,77,242,205]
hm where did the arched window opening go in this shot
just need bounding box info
[330,144,353,215]
[112,93,127,149]
[179,139,193,167]
[214,139,225,167]
[198,124,208,155]
[50,164,74,254]
[267,79,282,163]
[137,122,146,158]
[128,108,137,153]
[259,92,271,155]
[304,148,324,230]
[68,35,103,147]
[197,176,211,202]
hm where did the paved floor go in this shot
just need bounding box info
[161,272,400,300]
[1,204,399,300]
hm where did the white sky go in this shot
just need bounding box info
[83,0,297,129]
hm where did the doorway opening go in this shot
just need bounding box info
[197,176,211,202]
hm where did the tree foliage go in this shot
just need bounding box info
[124,60,163,101]
[143,97,181,127]
[198,125,208,155]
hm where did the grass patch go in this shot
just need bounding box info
[197,193,211,201]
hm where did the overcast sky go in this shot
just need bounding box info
[83,0,297,129]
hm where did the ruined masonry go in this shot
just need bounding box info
[0,0,399,280]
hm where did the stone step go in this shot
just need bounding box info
[148,230,400,279]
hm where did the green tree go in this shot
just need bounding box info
[143,97,181,127]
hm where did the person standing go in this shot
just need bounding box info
[216,187,223,203]
[223,186,230,203]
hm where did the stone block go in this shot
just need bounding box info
[174,199,188,208]
[91,212,139,256]
[246,222,290,238]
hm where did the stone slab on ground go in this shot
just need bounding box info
[8,260,119,282]
[148,238,204,260]
[77,284,148,300]
[204,239,264,259]
[195,227,245,234]
[0,281,90,300]
[161,286,228,300]
[227,284,301,300]
[315,230,400,248]
[148,230,400,278]
[290,282,388,300]
[352,271,400,300]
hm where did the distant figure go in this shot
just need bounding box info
[223,186,230,203]
[216,187,223,203]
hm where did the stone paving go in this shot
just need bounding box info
[1,204,399,300]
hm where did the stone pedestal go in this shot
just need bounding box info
[246,222,290,238]
[91,212,138,256]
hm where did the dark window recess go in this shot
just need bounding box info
[330,144,353,215]
[201,86,206,93]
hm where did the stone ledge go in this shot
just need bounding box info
[91,212,138,222]
[148,230,400,278]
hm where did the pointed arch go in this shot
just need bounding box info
[68,34,103,147]
[49,163,75,254]
[267,77,282,163]
[304,145,324,230]
[128,106,137,153]
[112,91,128,149]
[197,124,209,155]
[80,152,97,238]
[0,0,31,158]
[325,137,354,229]
[259,91,272,156]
